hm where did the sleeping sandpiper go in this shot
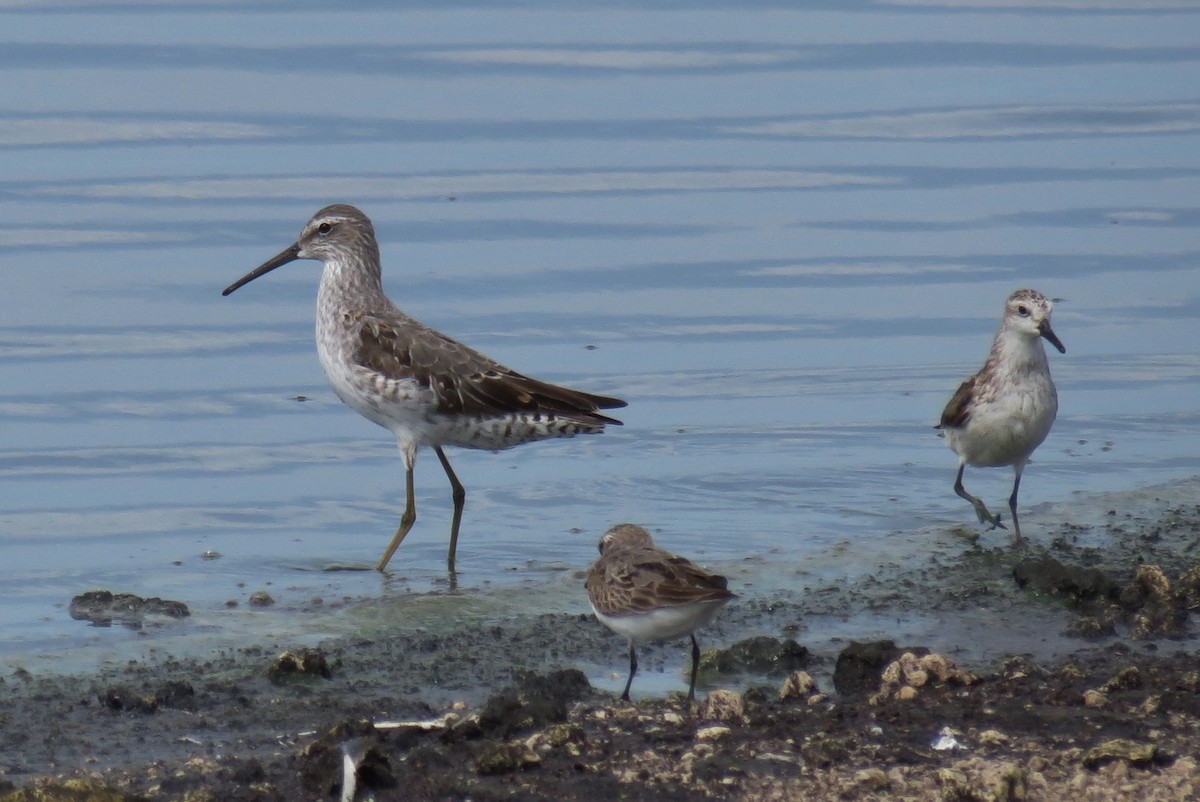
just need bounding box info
[937,288,1065,544]
[223,204,626,571]
[586,524,735,701]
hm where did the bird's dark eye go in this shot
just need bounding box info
[1017,305,1030,317]
[317,222,333,236]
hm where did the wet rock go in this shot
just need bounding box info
[153,679,196,710]
[139,597,190,618]
[1065,614,1118,638]
[937,762,1027,802]
[0,779,148,801]
[1120,564,1172,607]
[474,740,539,775]
[525,723,585,756]
[295,720,394,798]
[1100,666,1143,693]
[1176,565,1200,609]
[228,757,265,784]
[101,686,158,714]
[1120,565,1188,638]
[1136,694,1162,717]
[740,685,776,707]
[1058,663,1086,683]
[978,729,1010,746]
[935,767,972,798]
[870,652,976,704]
[991,763,1029,802]
[851,767,892,794]
[519,667,591,703]
[474,691,526,737]
[683,740,747,786]
[248,590,274,607]
[99,680,195,714]
[1081,738,1172,770]
[833,640,926,695]
[698,689,744,722]
[68,590,189,628]
[347,741,396,794]
[267,648,332,684]
[702,635,810,676]
[919,653,978,685]
[695,724,731,742]
[474,669,591,738]
[1001,655,1050,681]
[778,670,818,701]
[1012,556,1119,604]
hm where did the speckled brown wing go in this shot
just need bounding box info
[585,558,627,615]
[654,552,731,602]
[588,547,734,616]
[938,374,977,430]
[354,315,625,423]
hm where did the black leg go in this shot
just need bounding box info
[1009,465,1025,546]
[687,634,701,702]
[621,642,638,701]
[954,463,1006,530]
[434,446,466,570]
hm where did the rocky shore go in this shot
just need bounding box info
[2,490,1198,801]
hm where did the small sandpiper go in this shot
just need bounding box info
[586,524,735,701]
[937,288,1065,544]
[222,204,626,571]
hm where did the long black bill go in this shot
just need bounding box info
[221,242,302,296]
[1038,320,1066,354]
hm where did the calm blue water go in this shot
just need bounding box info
[1,1,1198,669]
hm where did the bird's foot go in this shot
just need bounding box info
[973,505,1007,531]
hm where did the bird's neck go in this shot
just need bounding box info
[318,252,386,308]
[989,326,1048,374]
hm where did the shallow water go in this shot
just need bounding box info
[1,1,1198,671]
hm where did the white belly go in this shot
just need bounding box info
[592,600,728,644]
[947,382,1057,467]
[317,328,438,448]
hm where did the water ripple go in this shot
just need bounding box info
[726,102,1200,140]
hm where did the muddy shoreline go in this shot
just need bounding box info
[2,488,1199,801]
